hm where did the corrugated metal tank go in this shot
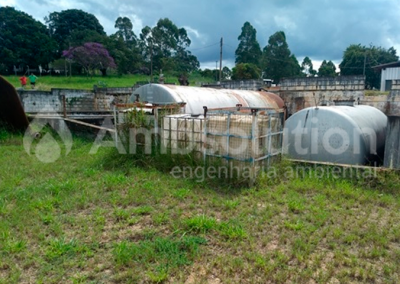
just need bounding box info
[129,84,284,114]
[384,116,400,169]
[283,105,387,165]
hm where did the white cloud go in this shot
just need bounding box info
[184,26,200,39]
[97,15,115,35]
[0,0,16,5]
[46,0,87,10]
[184,26,208,46]
[200,59,234,70]
[130,15,144,36]
[273,15,297,32]
[114,4,144,35]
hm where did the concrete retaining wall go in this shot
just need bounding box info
[384,116,400,169]
[202,79,264,91]
[16,80,400,117]
[18,87,133,113]
[280,76,366,116]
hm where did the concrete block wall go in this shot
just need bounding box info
[94,86,134,95]
[18,87,132,113]
[392,80,400,90]
[203,80,264,91]
[19,90,62,113]
[221,80,263,90]
[280,76,366,116]
[360,95,389,114]
[390,80,400,97]
[280,76,365,92]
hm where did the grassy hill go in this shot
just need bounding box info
[1,72,215,91]
[1,127,400,283]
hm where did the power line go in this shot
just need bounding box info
[223,43,237,50]
[189,41,220,51]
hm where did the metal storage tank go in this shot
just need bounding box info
[129,84,284,114]
[384,116,400,169]
[283,105,387,165]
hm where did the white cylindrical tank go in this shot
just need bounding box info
[283,105,387,165]
[129,84,284,114]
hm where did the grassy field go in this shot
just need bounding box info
[2,72,214,91]
[1,127,400,283]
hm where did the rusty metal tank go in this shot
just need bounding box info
[129,84,284,114]
[283,105,387,165]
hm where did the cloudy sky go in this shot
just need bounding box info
[1,0,400,70]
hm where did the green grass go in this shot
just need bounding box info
[113,236,206,282]
[1,127,400,283]
[2,72,214,91]
[364,90,390,96]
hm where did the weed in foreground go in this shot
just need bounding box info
[113,235,206,282]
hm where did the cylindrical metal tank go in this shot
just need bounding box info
[384,116,400,169]
[283,105,387,165]
[129,84,284,114]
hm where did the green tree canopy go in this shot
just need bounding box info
[235,22,262,66]
[0,7,57,74]
[114,17,137,47]
[222,66,232,80]
[261,31,301,83]
[339,44,398,89]
[301,56,317,77]
[231,63,261,80]
[46,9,105,54]
[318,60,337,77]
[109,17,143,75]
[68,29,109,47]
[139,18,198,77]
[172,48,200,74]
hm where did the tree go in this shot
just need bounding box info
[62,42,116,76]
[114,17,137,47]
[68,29,109,47]
[231,63,261,80]
[0,7,56,74]
[172,48,200,74]
[339,44,398,89]
[235,22,262,66]
[107,35,143,75]
[289,55,302,77]
[301,56,317,77]
[261,31,301,83]
[109,17,143,75]
[200,68,215,79]
[318,60,337,77]
[139,18,197,77]
[222,66,232,80]
[46,9,105,54]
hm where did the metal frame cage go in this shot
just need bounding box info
[113,102,186,153]
[202,105,285,179]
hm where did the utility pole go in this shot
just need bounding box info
[215,61,218,82]
[363,52,367,77]
[219,37,223,83]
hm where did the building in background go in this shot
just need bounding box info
[373,61,400,92]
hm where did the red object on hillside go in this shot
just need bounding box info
[19,76,27,87]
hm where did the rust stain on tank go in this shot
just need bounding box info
[259,91,284,109]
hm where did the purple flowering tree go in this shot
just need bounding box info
[62,42,117,76]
